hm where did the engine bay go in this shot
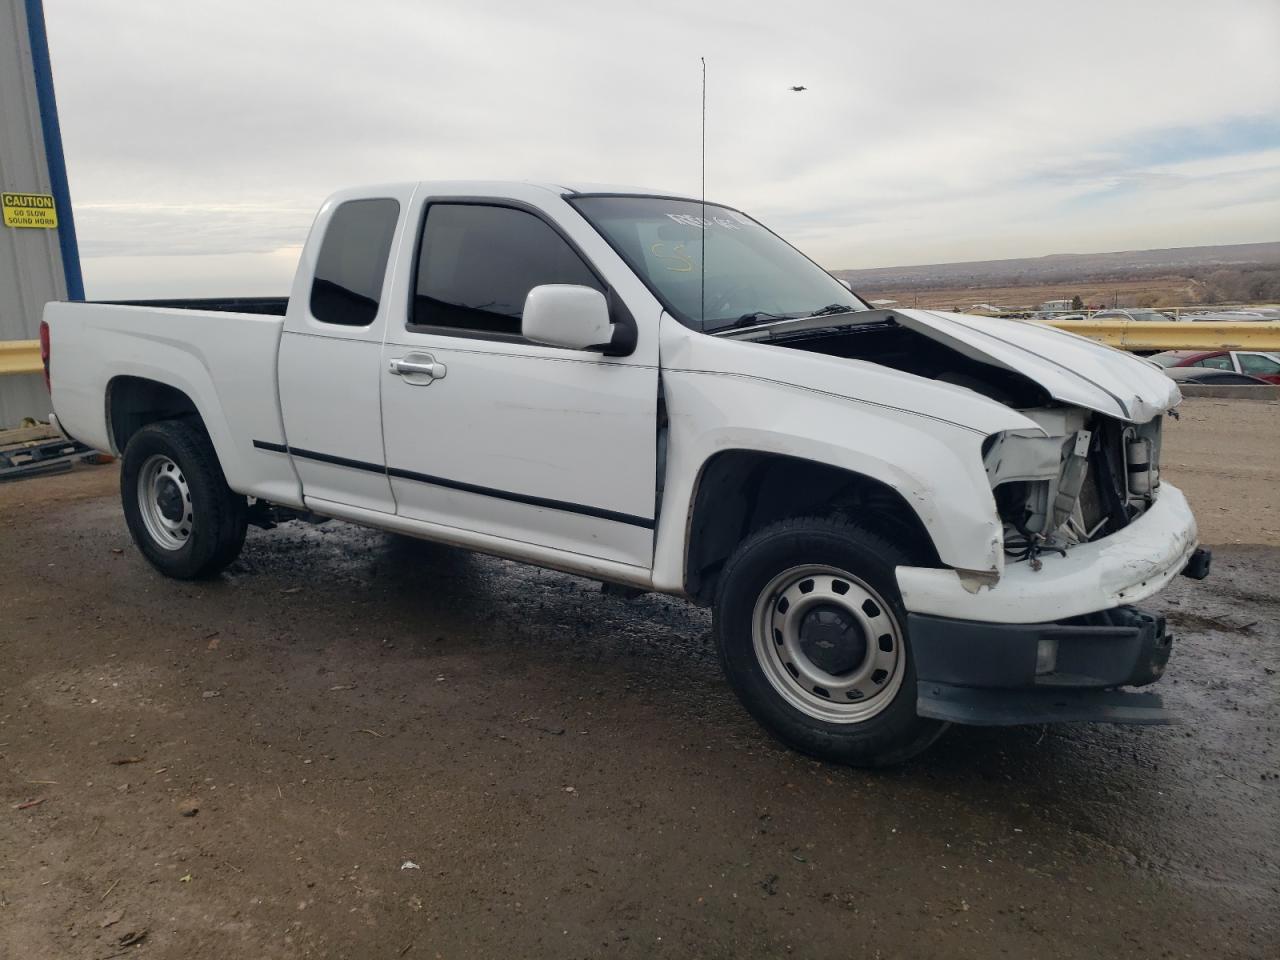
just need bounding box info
[766,319,1164,564]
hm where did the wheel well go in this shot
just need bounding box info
[107,376,204,454]
[684,451,941,604]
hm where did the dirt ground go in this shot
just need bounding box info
[1,398,1277,959]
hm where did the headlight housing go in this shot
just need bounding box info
[984,418,1091,538]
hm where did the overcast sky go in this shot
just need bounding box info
[44,0,1280,298]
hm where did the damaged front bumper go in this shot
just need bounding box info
[911,605,1179,725]
[894,482,1210,726]
[895,482,1199,624]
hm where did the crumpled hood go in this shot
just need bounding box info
[895,309,1180,423]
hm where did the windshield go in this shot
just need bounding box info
[570,196,865,332]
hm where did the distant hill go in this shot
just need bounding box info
[832,241,1280,291]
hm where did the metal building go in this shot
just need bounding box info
[1,0,82,427]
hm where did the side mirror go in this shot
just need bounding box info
[837,278,853,292]
[522,284,613,351]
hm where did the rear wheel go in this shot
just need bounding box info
[121,420,247,579]
[713,517,946,766]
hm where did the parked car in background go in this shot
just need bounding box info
[1163,367,1272,386]
[1091,309,1175,323]
[1150,350,1280,384]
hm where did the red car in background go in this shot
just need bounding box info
[1149,350,1280,384]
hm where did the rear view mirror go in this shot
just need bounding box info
[522,284,613,351]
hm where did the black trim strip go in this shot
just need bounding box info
[386,465,654,528]
[252,440,655,529]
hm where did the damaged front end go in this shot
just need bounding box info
[911,604,1177,725]
[984,409,1166,568]
[915,406,1212,726]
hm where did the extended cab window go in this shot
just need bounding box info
[412,203,602,337]
[310,198,400,326]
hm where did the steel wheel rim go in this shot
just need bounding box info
[751,564,905,724]
[137,454,193,551]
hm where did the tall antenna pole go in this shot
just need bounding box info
[700,56,707,329]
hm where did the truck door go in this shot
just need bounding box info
[276,189,411,513]
[378,195,660,569]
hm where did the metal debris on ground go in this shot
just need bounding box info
[0,421,95,482]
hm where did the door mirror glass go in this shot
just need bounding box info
[522,284,613,350]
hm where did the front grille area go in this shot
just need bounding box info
[990,410,1164,561]
[1080,415,1162,541]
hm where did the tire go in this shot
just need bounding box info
[713,516,946,767]
[120,419,248,579]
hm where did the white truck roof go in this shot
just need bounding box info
[335,180,696,201]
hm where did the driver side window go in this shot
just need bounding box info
[410,203,603,339]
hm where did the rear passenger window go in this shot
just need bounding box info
[412,203,602,337]
[310,198,400,326]
[1195,355,1232,370]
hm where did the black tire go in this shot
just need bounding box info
[713,516,946,767]
[120,420,248,579]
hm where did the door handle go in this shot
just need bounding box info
[388,356,447,383]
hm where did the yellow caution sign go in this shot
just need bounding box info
[2,192,58,229]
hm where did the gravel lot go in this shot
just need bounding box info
[1,397,1277,959]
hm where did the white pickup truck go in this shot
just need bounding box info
[42,181,1211,766]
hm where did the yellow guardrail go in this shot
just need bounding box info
[0,340,42,376]
[1043,320,1280,352]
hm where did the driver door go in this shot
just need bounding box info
[378,196,659,569]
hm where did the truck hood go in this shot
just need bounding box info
[893,309,1180,423]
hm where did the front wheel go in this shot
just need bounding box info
[713,517,946,767]
[121,420,247,579]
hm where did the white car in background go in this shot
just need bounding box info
[1181,309,1279,322]
[1090,309,1176,323]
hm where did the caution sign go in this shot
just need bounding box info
[2,192,58,229]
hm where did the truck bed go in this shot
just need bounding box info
[45,300,301,507]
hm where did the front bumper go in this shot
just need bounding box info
[911,605,1178,725]
[896,482,1199,624]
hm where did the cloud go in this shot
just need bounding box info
[44,0,1280,293]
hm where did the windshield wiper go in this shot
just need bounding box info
[712,311,796,332]
[711,304,859,335]
[808,304,859,318]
